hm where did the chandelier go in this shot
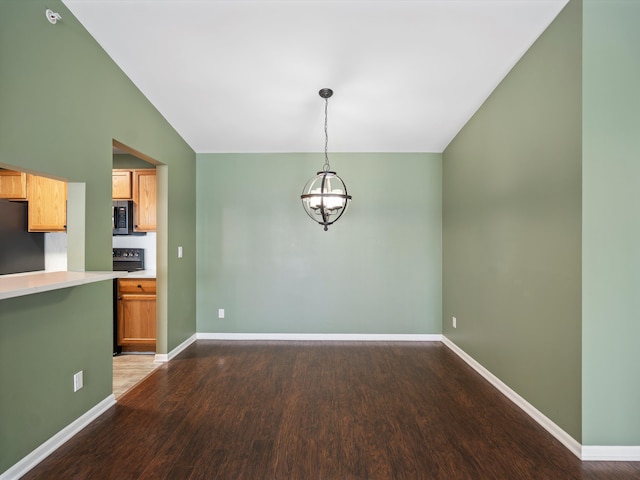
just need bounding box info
[300,88,352,231]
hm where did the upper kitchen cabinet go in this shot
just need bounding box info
[133,169,156,232]
[26,174,67,232]
[0,169,27,200]
[112,169,132,199]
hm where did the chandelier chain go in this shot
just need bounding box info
[323,97,330,172]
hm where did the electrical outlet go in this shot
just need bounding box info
[452,316,457,329]
[218,308,225,319]
[73,371,83,392]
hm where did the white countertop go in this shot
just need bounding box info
[124,270,156,279]
[0,270,126,300]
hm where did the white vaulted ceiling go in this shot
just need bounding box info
[62,0,569,153]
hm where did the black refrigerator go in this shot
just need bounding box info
[0,200,45,275]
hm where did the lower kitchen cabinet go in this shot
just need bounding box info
[117,278,156,352]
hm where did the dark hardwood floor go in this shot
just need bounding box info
[23,341,640,479]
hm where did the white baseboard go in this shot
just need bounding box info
[154,333,197,363]
[582,446,640,461]
[0,395,116,480]
[441,336,583,459]
[197,332,442,342]
[153,354,168,363]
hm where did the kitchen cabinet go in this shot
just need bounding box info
[0,170,67,231]
[0,169,27,199]
[133,169,156,232]
[26,174,67,232]
[117,278,156,352]
[112,169,132,199]
[111,168,156,231]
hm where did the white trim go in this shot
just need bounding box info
[0,395,116,480]
[154,333,197,363]
[153,353,169,363]
[582,446,640,461]
[441,336,583,459]
[196,332,442,342]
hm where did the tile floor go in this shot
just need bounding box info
[112,353,160,399]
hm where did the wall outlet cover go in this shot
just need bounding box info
[73,371,83,392]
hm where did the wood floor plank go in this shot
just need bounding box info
[21,341,640,479]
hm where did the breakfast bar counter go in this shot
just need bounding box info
[0,270,125,300]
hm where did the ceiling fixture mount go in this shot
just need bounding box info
[45,9,62,24]
[301,88,352,231]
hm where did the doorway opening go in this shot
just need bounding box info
[111,139,168,398]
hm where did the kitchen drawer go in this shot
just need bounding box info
[118,278,156,294]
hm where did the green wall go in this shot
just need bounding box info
[0,283,111,472]
[582,0,640,445]
[196,153,442,334]
[443,0,582,441]
[0,0,196,474]
[112,153,156,170]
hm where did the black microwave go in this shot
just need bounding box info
[112,200,134,235]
